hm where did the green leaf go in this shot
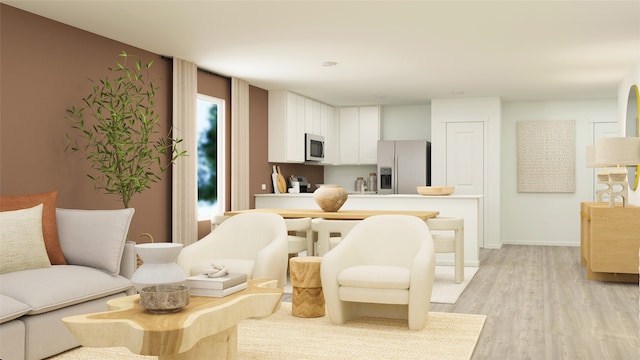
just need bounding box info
[65,51,187,208]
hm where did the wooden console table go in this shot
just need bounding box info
[580,202,640,282]
[63,279,282,360]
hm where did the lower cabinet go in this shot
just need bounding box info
[580,202,640,282]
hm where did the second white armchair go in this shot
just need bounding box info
[320,214,436,330]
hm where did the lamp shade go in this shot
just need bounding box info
[595,137,640,166]
[586,145,615,168]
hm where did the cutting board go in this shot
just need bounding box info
[276,166,287,193]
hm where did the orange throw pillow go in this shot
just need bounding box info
[0,191,67,265]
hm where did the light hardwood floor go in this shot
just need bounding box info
[430,245,640,359]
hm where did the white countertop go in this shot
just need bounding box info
[255,193,484,199]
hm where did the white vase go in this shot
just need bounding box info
[313,184,348,212]
[131,243,186,292]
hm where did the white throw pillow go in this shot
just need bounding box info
[56,208,135,275]
[0,204,52,274]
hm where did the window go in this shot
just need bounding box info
[197,94,225,219]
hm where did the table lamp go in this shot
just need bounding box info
[595,137,640,207]
[585,145,614,202]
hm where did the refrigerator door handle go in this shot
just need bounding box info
[393,154,398,194]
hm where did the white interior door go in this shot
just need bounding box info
[446,122,484,195]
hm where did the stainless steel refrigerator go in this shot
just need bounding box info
[377,140,431,194]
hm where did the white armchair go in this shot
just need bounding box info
[177,212,289,289]
[320,215,435,330]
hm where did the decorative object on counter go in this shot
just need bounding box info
[355,177,366,192]
[368,172,377,192]
[313,185,348,212]
[288,175,301,193]
[417,186,455,196]
[276,166,287,193]
[289,175,310,193]
[272,166,281,194]
[139,284,190,313]
[131,243,187,292]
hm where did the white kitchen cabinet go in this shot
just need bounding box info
[358,106,380,164]
[268,90,305,163]
[338,107,359,163]
[269,90,335,164]
[305,98,322,135]
[321,104,335,164]
[338,106,380,164]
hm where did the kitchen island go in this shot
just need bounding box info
[255,193,482,266]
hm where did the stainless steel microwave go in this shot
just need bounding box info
[305,133,325,162]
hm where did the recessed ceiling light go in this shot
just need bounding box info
[322,61,338,67]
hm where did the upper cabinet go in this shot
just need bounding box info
[268,90,305,163]
[268,90,334,163]
[337,106,380,165]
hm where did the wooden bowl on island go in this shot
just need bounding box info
[416,186,455,196]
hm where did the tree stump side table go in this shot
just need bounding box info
[289,256,325,318]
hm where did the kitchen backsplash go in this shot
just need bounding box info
[324,165,377,192]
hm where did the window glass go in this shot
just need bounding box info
[197,95,225,219]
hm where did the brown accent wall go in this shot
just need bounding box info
[1,5,324,244]
[1,5,172,242]
[249,86,271,209]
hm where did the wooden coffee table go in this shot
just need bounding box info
[63,279,282,360]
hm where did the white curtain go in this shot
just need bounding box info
[172,58,198,245]
[231,78,250,210]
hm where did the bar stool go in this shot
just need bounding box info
[311,218,359,256]
[426,217,464,283]
[284,217,313,256]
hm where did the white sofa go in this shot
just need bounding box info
[0,206,136,360]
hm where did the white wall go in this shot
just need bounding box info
[619,62,640,206]
[381,105,431,140]
[501,99,618,246]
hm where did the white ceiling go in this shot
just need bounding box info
[4,0,640,106]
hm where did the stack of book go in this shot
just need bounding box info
[186,272,248,297]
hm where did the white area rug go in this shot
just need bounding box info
[49,302,486,360]
[431,266,479,304]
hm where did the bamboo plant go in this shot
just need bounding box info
[65,51,186,208]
